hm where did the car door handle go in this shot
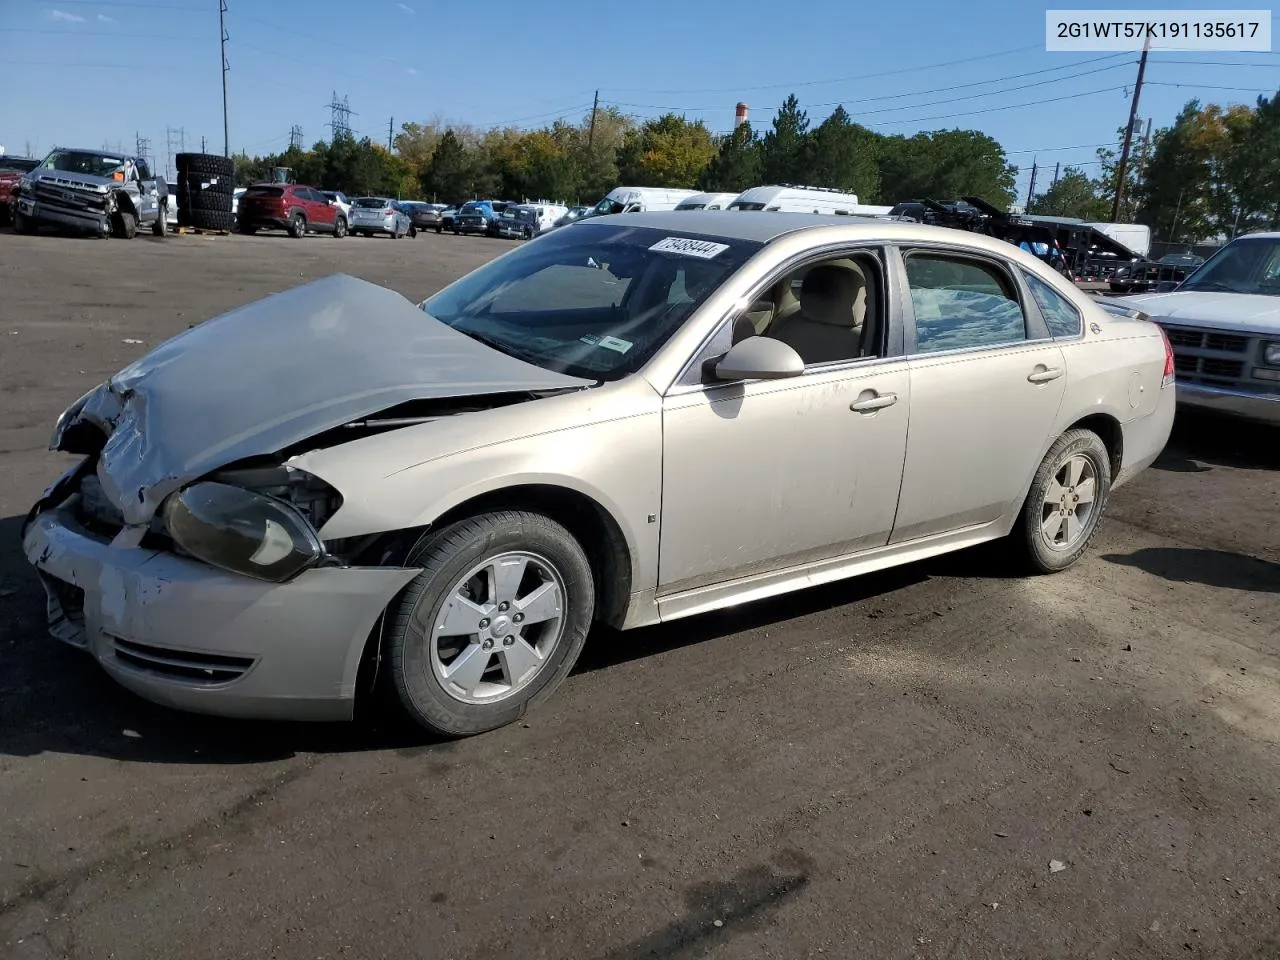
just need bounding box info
[1027,366,1064,384]
[850,392,898,412]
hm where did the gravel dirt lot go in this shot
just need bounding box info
[1,230,1277,960]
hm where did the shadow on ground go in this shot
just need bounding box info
[1103,546,1280,594]
[1154,411,1280,474]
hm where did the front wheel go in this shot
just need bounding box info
[1013,428,1111,573]
[408,224,417,238]
[112,210,137,239]
[386,511,596,737]
[152,206,167,237]
[13,208,35,234]
[288,212,306,238]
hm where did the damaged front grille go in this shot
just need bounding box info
[32,177,109,210]
[111,637,255,685]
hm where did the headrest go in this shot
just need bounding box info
[799,264,866,327]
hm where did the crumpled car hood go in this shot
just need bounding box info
[57,274,591,526]
[1125,290,1280,335]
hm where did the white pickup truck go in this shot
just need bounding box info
[1097,231,1280,424]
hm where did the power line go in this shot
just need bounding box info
[13,0,205,8]
[610,55,1134,113]
[1146,81,1277,94]
[603,43,1045,95]
[0,28,206,39]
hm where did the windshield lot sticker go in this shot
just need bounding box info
[597,335,632,353]
[649,237,730,259]
[579,333,602,346]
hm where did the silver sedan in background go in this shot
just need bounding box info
[22,212,1174,737]
[348,196,410,238]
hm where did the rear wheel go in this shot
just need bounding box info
[1014,429,1111,573]
[333,215,347,238]
[386,511,595,737]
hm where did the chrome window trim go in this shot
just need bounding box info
[668,240,896,392]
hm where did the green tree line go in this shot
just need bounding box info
[1028,90,1280,242]
[233,94,1019,210]
[232,88,1279,241]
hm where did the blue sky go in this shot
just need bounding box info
[2,0,1277,201]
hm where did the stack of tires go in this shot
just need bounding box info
[175,152,236,232]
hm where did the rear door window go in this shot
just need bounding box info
[903,251,1028,354]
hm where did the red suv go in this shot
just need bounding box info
[236,183,347,238]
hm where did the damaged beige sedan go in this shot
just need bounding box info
[23,212,1176,736]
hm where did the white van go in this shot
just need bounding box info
[589,186,703,217]
[521,201,569,233]
[674,191,740,211]
[1084,221,1152,259]
[728,184,888,217]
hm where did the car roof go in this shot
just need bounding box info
[587,210,1049,256]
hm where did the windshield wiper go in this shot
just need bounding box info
[456,327,541,366]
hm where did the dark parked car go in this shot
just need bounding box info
[237,183,347,238]
[456,199,505,235]
[0,155,39,225]
[492,206,539,240]
[401,201,446,233]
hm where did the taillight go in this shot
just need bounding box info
[1159,325,1175,387]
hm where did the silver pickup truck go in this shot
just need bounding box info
[1096,231,1280,424]
[13,147,169,239]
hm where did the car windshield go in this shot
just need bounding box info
[422,222,761,380]
[1180,236,1280,295]
[41,149,127,178]
[461,202,486,214]
[592,197,626,216]
[728,201,766,211]
[354,197,386,208]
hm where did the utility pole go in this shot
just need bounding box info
[201,135,207,152]
[135,131,151,168]
[1111,36,1150,222]
[587,89,599,147]
[1051,162,1061,188]
[1025,159,1038,210]
[289,125,303,150]
[165,126,185,180]
[388,116,394,152]
[219,0,230,157]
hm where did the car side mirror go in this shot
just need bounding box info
[713,336,805,382]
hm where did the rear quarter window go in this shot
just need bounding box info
[1022,270,1083,339]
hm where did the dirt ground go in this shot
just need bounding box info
[0,230,1277,960]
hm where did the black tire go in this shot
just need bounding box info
[175,152,235,178]
[152,204,167,237]
[112,210,137,240]
[1013,428,1112,574]
[288,212,306,238]
[408,224,417,238]
[435,224,442,233]
[386,510,596,737]
[238,221,258,235]
[187,208,236,232]
[13,208,35,234]
[333,215,347,238]
[184,190,233,213]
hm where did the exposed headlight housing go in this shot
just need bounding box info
[1264,342,1280,367]
[163,482,324,582]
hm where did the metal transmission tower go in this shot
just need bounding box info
[165,126,186,180]
[135,131,151,170]
[325,92,355,138]
[289,125,304,150]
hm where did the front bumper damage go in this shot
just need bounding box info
[18,178,113,234]
[22,475,419,721]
